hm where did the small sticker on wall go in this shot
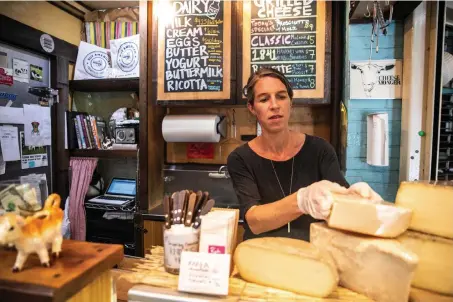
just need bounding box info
[187,143,215,159]
[40,34,55,53]
[0,68,13,86]
[13,58,29,83]
[30,65,43,82]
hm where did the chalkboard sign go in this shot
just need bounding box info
[243,0,328,101]
[157,0,231,101]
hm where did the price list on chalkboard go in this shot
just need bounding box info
[163,0,225,93]
[250,0,318,90]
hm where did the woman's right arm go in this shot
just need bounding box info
[227,152,302,235]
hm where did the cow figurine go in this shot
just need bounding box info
[351,63,395,97]
[0,194,64,272]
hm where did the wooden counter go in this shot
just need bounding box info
[0,240,123,302]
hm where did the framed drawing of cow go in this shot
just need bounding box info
[350,59,403,99]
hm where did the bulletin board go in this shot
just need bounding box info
[0,42,52,193]
[242,0,331,103]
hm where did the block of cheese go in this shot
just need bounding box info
[233,237,339,297]
[395,181,453,238]
[310,222,419,302]
[410,288,453,302]
[328,193,412,238]
[398,230,453,295]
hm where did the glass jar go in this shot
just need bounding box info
[163,224,200,275]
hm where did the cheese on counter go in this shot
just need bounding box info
[310,222,419,302]
[328,193,412,237]
[395,181,453,238]
[233,237,339,297]
[410,288,453,302]
[398,230,453,295]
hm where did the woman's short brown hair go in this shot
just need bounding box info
[243,67,293,105]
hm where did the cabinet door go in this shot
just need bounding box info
[154,0,235,104]
[240,0,331,105]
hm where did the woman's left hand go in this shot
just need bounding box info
[347,182,383,203]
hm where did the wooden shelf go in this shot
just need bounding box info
[69,149,137,159]
[69,78,139,92]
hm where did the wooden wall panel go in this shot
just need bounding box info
[165,106,331,164]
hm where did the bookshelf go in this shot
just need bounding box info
[69,149,137,159]
[69,78,139,92]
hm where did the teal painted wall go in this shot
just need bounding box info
[345,22,403,202]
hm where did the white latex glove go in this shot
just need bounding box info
[347,182,383,203]
[297,180,348,220]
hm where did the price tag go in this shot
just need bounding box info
[178,251,230,296]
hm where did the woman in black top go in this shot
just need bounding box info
[227,68,382,241]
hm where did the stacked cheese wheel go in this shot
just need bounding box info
[233,181,453,302]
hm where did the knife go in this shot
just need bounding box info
[176,190,188,225]
[172,192,182,224]
[184,192,197,226]
[193,198,215,229]
[170,192,178,224]
[163,194,172,229]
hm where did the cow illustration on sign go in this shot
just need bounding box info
[351,63,395,97]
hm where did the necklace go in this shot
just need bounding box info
[270,156,295,233]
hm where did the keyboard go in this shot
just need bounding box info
[88,195,134,205]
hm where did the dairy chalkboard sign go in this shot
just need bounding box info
[157,0,231,101]
[243,0,327,101]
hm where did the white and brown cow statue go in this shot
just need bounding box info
[351,63,395,97]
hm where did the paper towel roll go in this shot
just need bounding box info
[367,113,389,166]
[162,115,225,143]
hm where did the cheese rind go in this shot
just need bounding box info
[398,230,453,295]
[395,181,453,238]
[410,288,453,302]
[310,222,419,302]
[328,194,412,237]
[233,237,339,297]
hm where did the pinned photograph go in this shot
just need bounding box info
[30,65,43,82]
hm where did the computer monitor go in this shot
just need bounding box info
[105,178,136,197]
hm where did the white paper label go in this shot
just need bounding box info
[163,227,199,270]
[178,251,230,296]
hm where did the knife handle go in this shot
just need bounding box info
[163,194,171,229]
[184,193,197,227]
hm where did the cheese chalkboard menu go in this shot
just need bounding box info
[242,0,327,100]
[157,0,231,101]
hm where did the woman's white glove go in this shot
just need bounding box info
[347,182,383,203]
[297,180,348,220]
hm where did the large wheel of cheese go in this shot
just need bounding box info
[233,237,338,297]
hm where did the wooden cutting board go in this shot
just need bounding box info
[0,240,123,302]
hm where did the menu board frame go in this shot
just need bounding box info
[241,0,331,105]
[155,0,232,102]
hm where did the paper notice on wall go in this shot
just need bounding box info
[0,107,23,124]
[0,126,20,161]
[20,131,48,169]
[20,173,48,206]
[367,113,389,167]
[23,104,51,146]
[13,58,29,83]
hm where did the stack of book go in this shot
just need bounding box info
[67,111,106,150]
